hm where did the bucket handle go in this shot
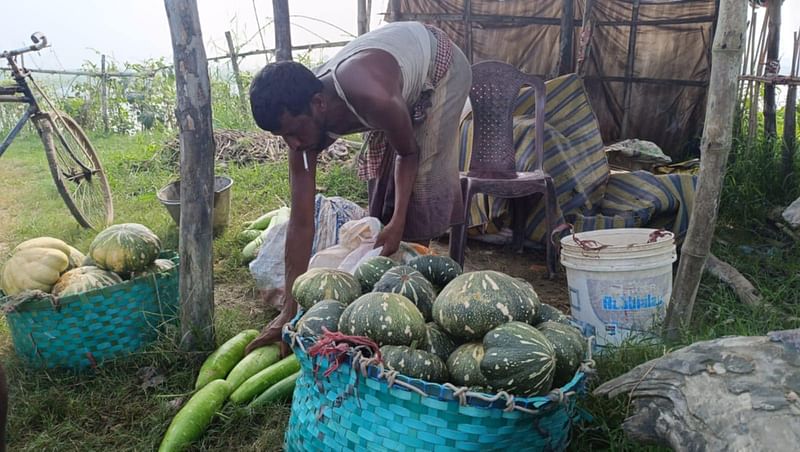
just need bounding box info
[551,223,608,252]
[554,225,672,251]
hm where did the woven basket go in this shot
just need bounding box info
[282,319,592,452]
[0,252,179,370]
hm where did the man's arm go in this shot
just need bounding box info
[246,148,317,354]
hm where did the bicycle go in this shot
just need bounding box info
[0,32,113,229]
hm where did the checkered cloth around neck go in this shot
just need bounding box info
[357,26,454,181]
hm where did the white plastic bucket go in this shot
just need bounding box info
[560,228,676,347]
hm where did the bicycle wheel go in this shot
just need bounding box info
[34,111,113,229]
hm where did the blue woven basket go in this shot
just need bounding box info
[282,317,590,452]
[0,252,179,370]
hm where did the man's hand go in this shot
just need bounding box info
[245,307,296,357]
[375,221,404,257]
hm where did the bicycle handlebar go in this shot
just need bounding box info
[1,32,49,58]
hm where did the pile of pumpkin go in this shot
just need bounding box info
[0,223,171,299]
[292,255,588,398]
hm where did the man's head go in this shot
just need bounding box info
[249,61,328,152]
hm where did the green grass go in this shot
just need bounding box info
[1,129,798,451]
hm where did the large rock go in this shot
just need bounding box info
[594,329,800,452]
[782,197,800,228]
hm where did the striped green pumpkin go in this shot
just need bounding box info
[295,299,346,337]
[338,292,425,347]
[354,256,396,292]
[52,266,124,297]
[373,266,436,321]
[409,255,462,290]
[88,223,162,273]
[481,321,556,396]
[433,271,540,341]
[447,342,488,387]
[537,321,585,387]
[423,322,459,362]
[380,345,449,383]
[292,268,361,310]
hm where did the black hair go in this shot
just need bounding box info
[249,61,324,132]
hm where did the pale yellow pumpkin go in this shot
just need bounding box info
[13,237,72,256]
[1,247,70,295]
[65,245,87,270]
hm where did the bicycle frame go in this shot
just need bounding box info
[0,106,37,159]
[1,35,92,174]
[0,36,43,159]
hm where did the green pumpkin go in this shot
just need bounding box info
[338,292,425,347]
[380,345,448,383]
[409,255,462,290]
[354,256,396,293]
[52,266,124,297]
[88,223,162,273]
[447,342,488,387]
[537,321,585,387]
[531,303,570,326]
[373,266,436,321]
[481,321,556,396]
[295,299,347,337]
[292,268,362,310]
[433,271,540,341]
[423,322,459,362]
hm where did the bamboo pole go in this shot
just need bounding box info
[251,0,270,65]
[357,0,371,35]
[225,31,248,113]
[273,0,292,62]
[783,30,799,185]
[100,55,108,133]
[576,0,597,76]
[748,12,769,142]
[763,0,781,139]
[558,0,575,75]
[663,0,747,340]
[164,0,216,351]
[620,0,641,138]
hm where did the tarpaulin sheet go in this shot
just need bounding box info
[459,74,697,244]
[390,0,716,159]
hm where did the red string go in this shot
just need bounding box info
[647,229,669,243]
[307,329,382,378]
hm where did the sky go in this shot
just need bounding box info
[0,1,799,75]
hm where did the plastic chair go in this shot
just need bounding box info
[448,61,559,277]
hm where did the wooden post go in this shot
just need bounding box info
[357,0,371,35]
[164,0,216,351]
[100,55,108,133]
[763,0,780,138]
[272,0,292,62]
[783,31,799,184]
[558,0,575,75]
[620,0,641,138]
[663,0,747,340]
[225,31,248,112]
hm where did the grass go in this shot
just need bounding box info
[0,129,798,451]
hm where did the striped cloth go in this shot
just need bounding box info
[458,73,697,245]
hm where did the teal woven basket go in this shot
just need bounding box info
[282,318,591,452]
[0,252,180,370]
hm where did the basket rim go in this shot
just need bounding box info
[283,311,593,415]
[0,251,179,314]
